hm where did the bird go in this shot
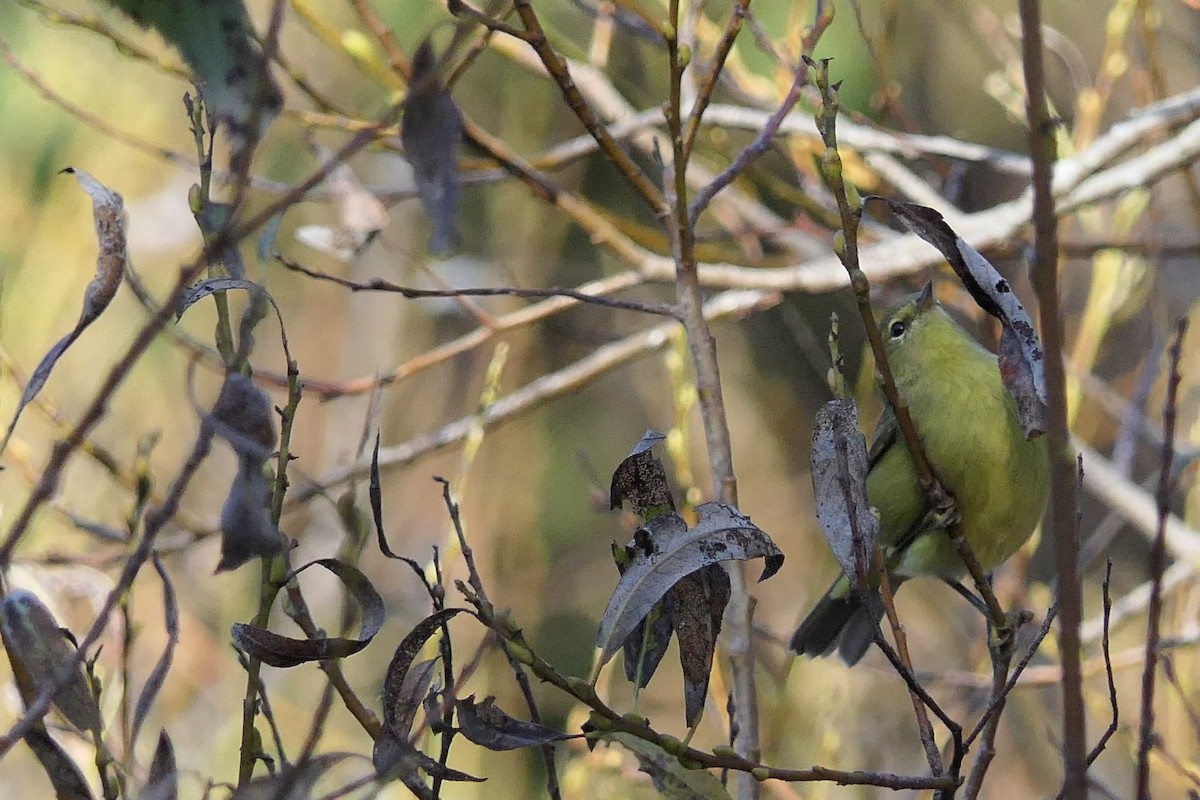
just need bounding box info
[791,281,1049,664]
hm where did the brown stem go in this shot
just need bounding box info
[1016,2,1087,796]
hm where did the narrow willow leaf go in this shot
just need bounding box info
[1,169,126,455]
[230,560,385,667]
[24,726,95,800]
[810,399,877,588]
[228,753,347,800]
[380,609,465,736]
[131,557,179,743]
[672,565,730,728]
[0,590,101,732]
[142,730,177,800]
[454,695,573,751]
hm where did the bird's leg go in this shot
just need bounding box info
[942,577,990,617]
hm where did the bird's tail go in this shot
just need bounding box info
[790,578,886,666]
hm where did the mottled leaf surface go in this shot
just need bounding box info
[609,429,674,515]
[1,169,125,455]
[597,503,782,667]
[810,399,877,588]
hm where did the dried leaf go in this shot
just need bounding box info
[401,38,463,257]
[867,196,1048,436]
[131,557,179,743]
[230,559,385,667]
[380,609,465,736]
[0,169,126,455]
[215,461,282,573]
[142,730,177,800]
[454,695,573,751]
[383,657,438,740]
[0,590,101,732]
[208,372,277,461]
[609,430,675,517]
[109,0,282,162]
[24,726,95,800]
[297,151,388,261]
[177,277,262,321]
[602,733,733,800]
[228,753,347,800]
[810,399,877,589]
[671,565,730,728]
[373,730,485,789]
[596,503,782,668]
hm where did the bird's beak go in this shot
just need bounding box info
[917,280,935,310]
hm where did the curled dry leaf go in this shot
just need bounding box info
[0,169,126,455]
[867,196,1048,436]
[296,149,388,261]
[609,429,675,517]
[810,399,878,589]
[380,609,466,737]
[0,590,101,733]
[454,695,573,751]
[596,503,783,669]
[402,38,463,257]
[215,461,282,573]
[209,373,277,460]
[142,730,178,800]
[373,731,485,791]
[24,726,96,800]
[230,559,385,667]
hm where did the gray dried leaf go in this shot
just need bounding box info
[401,38,463,257]
[215,461,282,573]
[597,503,782,668]
[24,726,95,800]
[609,429,674,516]
[380,609,465,737]
[1,169,126,455]
[131,557,179,742]
[601,732,733,800]
[810,399,877,588]
[454,695,573,751]
[0,590,101,732]
[141,730,177,800]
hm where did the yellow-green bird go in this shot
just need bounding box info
[791,282,1050,664]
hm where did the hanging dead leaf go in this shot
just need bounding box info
[609,429,675,517]
[596,503,782,669]
[810,399,877,589]
[230,559,385,667]
[401,38,463,257]
[0,169,126,455]
[0,590,101,733]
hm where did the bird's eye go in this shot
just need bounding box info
[889,319,907,338]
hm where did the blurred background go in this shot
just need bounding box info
[2,0,1200,797]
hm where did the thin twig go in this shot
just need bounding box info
[1017,2,1087,795]
[1135,317,1188,800]
[276,255,677,317]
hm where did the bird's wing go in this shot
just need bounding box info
[867,405,899,470]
